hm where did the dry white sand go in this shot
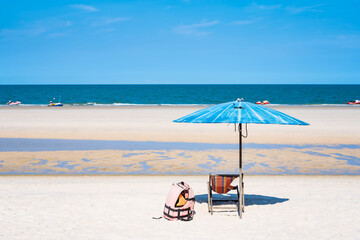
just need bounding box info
[0,105,359,144]
[0,175,359,239]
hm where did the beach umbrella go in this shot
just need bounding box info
[173,98,309,218]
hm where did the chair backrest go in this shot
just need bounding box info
[210,174,238,194]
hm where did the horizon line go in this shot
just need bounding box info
[1,83,360,86]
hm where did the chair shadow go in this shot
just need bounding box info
[195,194,289,206]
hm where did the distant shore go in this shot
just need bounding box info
[1,103,360,108]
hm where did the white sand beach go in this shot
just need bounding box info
[0,175,359,239]
[0,105,359,145]
[0,106,359,239]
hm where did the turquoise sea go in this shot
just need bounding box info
[1,84,359,106]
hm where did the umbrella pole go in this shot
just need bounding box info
[239,123,243,218]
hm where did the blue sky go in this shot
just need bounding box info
[0,0,359,84]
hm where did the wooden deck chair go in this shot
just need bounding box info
[207,174,242,215]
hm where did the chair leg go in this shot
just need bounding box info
[236,185,240,217]
[242,181,245,213]
[207,181,211,213]
[210,190,213,215]
[208,175,214,215]
[207,181,214,215]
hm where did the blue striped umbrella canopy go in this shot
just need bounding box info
[174,99,309,125]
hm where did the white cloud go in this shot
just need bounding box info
[232,19,260,25]
[92,17,129,27]
[99,28,115,33]
[248,2,323,15]
[296,35,360,49]
[0,19,72,38]
[286,4,324,14]
[62,20,73,27]
[325,35,360,48]
[250,3,282,11]
[104,17,128,24]
[68,4,98,12]
[48,32,67,38]
[0,28,45,37]
[173,20,219,36]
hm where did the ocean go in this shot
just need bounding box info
[0,84,359,106]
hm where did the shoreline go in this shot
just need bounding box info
[1,104,360,108]
[0,105,359,175]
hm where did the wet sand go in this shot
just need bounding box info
[1,105,359,175]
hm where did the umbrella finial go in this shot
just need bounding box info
[234,98,244,109]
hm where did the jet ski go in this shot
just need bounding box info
[48,101,63,107]
[48,96,63,107]
[7,101,21,105]
[347,100,360,105]
[48,103,63,107]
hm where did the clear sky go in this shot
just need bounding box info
[0,0,359,84]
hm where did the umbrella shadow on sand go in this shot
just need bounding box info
[195,194,289,206]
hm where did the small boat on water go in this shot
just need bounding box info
[48,101,63,107]
[7,100,21,105]
[347,100,360,105]
[48,96,63,107]
[256,100,270,105]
